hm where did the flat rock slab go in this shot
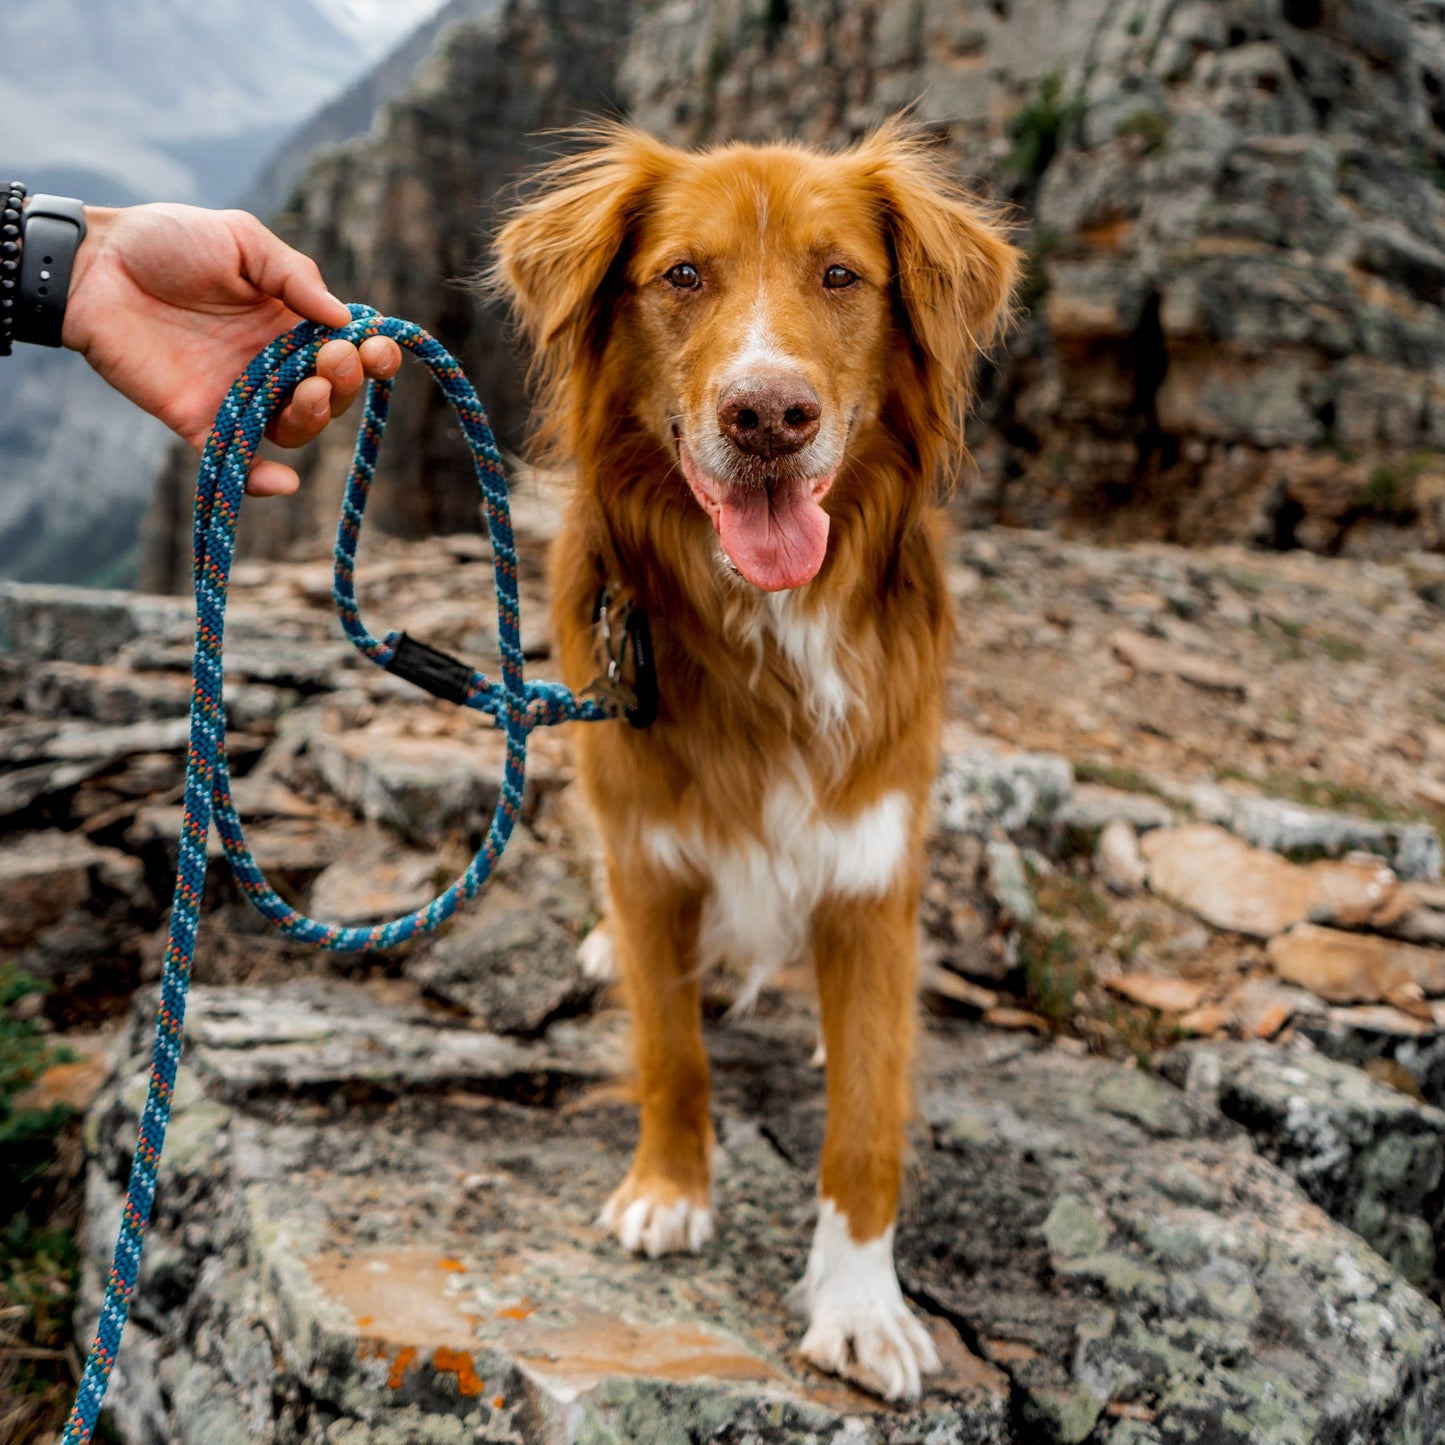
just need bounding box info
[1141,823,1398,939]
[1268,923,1445,1004]
[82,985,1445,1444]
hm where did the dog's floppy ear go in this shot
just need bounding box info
[492,127,674,436]
[854,120,1021,467]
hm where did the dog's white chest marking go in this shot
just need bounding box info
[643,785,909,1006]
[761,593,852,732]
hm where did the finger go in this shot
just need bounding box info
[267,374,334,449]
[229,211,352,329]
[315,339,365,417]
[359,336,402,379]
[245,458,302,497]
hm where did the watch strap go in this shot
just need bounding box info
[16,194,87,348]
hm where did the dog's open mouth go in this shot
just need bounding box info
[676,437,836,592]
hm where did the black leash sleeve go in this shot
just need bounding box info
[385,632,474,705]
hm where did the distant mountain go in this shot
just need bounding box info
[0,0,449,588]
[243,0,500,220]
[1,0,448,206]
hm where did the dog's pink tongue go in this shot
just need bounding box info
[716,479,831,592]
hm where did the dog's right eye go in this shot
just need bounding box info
[665,263,701,290]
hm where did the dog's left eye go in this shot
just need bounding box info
[823,265,857,289]
[666,263,701,290]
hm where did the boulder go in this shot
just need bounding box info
[1171,1040,1445,1290]
[79,985,1445,1443]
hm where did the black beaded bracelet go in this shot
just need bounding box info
[0,181,26,358]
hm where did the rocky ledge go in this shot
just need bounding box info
[6,516,1445,1442]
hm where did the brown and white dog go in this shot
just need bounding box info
[493,121,1018,1401]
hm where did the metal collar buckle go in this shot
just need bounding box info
[585,585,658,728]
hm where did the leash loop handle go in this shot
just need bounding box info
[61,306,609,1444]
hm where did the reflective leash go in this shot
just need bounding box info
[62,305,612,1443]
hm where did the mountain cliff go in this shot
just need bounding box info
[134,0,1445,588]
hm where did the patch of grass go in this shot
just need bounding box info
[1358,465,1414,520]
[1098,1002,1184,1069]
[1006,71,1085,182]
[0,967,84,1442]
[1408,147,1445,191]
[1115,107,1171,154]
[1074,761,1162,796]
[1225,569,1265,596]
[1252,615,1306,662]
[1317,633,1367,665]
[1215,767,1411,825]
[1019,927,1092,1027]
[1042,872,1113,929]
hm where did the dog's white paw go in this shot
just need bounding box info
[577,926,616,981]
[599,1178,713,1258]
[792,1200,940,1401]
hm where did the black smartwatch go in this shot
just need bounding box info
[16,194,87,348]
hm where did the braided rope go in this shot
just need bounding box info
[61,306,610,1444]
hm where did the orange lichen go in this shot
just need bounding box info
[432,1347,484,1397]
[492,1395,506,1410]
[495,1299,535,1320]
[387,1346,418,1390]
[438,1258,466,1273]
[356,1316,374,1328]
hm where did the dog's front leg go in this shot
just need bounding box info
[599,858,715,1257]
[795,885,940,1401]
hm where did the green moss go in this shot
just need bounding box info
[1007,71,1085,182]
[1074,761,1162,796]
[1116,107,1172,153]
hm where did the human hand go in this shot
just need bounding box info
[60,203,403,496]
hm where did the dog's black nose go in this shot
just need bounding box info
[718,376,821,458]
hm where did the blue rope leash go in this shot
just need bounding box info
[61,305,610,1444]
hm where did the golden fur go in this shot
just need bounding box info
[493,119,1019,1399]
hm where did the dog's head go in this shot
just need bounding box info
[494,121,1019,593]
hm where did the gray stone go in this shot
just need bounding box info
[1171,1040,1445,1290]
[934,743,1074,838]
[0,829,127,949]
[983,838,1038,929]
[1056,784,1177,836]
[0,582,192,663]
[1094,819,1145,896]
[1190,783,1444,883]
[409,906,599,1036]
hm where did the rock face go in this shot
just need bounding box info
[84,983,1445,1445]
[138,0,1445,586]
